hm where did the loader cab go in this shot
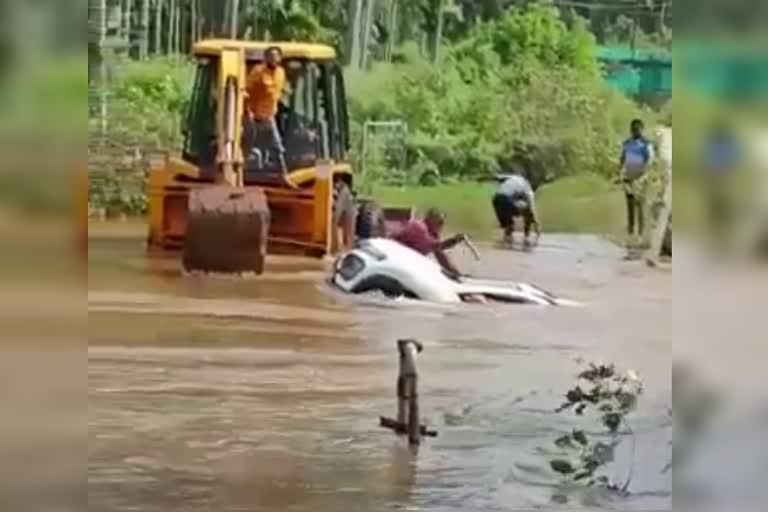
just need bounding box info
[181,44,351,184]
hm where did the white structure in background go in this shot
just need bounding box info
[360,120,408,186]
[646,126,673,266]
[734,129,768,258]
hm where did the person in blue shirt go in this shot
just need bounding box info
[619,119,654,241]
[701,121,740,237]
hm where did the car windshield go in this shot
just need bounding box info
[357,242,386,261]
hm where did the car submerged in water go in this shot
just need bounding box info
[329,238,581,306]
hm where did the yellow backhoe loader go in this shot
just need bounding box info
[146,40,390,274]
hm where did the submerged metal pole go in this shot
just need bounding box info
[380,339,436,445]
[399,339,421,445]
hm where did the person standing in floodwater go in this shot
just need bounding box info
[619,119,655,245]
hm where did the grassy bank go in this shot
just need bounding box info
[88,173,627,239]
[372,174,625,239]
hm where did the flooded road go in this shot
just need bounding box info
[88,225,671,511]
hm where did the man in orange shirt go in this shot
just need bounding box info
[245,46,288,174]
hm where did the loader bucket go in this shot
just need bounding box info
[182,186,270,274]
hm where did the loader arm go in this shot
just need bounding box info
[216,47,247,187]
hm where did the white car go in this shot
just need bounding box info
[329,238,580,306]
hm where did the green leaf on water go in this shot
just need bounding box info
[551,493,568,505]
[593,442,616,464]
[550,459,575,474]
[566,387,585,403]
[572,429,588,446]
[603,413,622,433]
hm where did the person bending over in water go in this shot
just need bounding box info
[492,173,541,247]
[393,208,466,277]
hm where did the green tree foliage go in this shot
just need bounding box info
[88,57,194,215]
[88,1,664,215]
[351,4,653,186]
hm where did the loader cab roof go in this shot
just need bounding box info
[192,39,337,61]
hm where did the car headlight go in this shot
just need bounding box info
[337,253,366,281]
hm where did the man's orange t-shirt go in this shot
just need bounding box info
[246,64,286,120]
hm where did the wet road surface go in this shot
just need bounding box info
[89,227,671,511]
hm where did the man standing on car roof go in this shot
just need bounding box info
[492,173,541,247]
[393,208,466,277]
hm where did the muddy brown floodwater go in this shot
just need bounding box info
[88,224,671,511]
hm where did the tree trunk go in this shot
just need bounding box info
[175,3,181,54]
[88,0,108,135]
[658,1,669,45]
[251,0,259,40]
[434,0,444,64]
[360,0,374,69]
[171,3,176,54]
[138,0,150,59]
[222,0,230,37]
[385,0,398,62]
[229,0,241,38]
[427,0,444,64]
[89,0,106,46]
[345,0,363,67]
[126,0,134,43]
[167,0,175,54]
[154,0,162,54]
[190,0,197,45]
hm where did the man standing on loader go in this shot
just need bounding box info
[245,46,288,175]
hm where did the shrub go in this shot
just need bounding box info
[348,4,655,186]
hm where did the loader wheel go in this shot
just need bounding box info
[355,199,386,240]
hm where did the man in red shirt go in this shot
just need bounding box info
[393,208,466,276]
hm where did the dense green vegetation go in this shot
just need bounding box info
[89,1,671,63]
[349,5,654,190]
[88,1,670,233]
